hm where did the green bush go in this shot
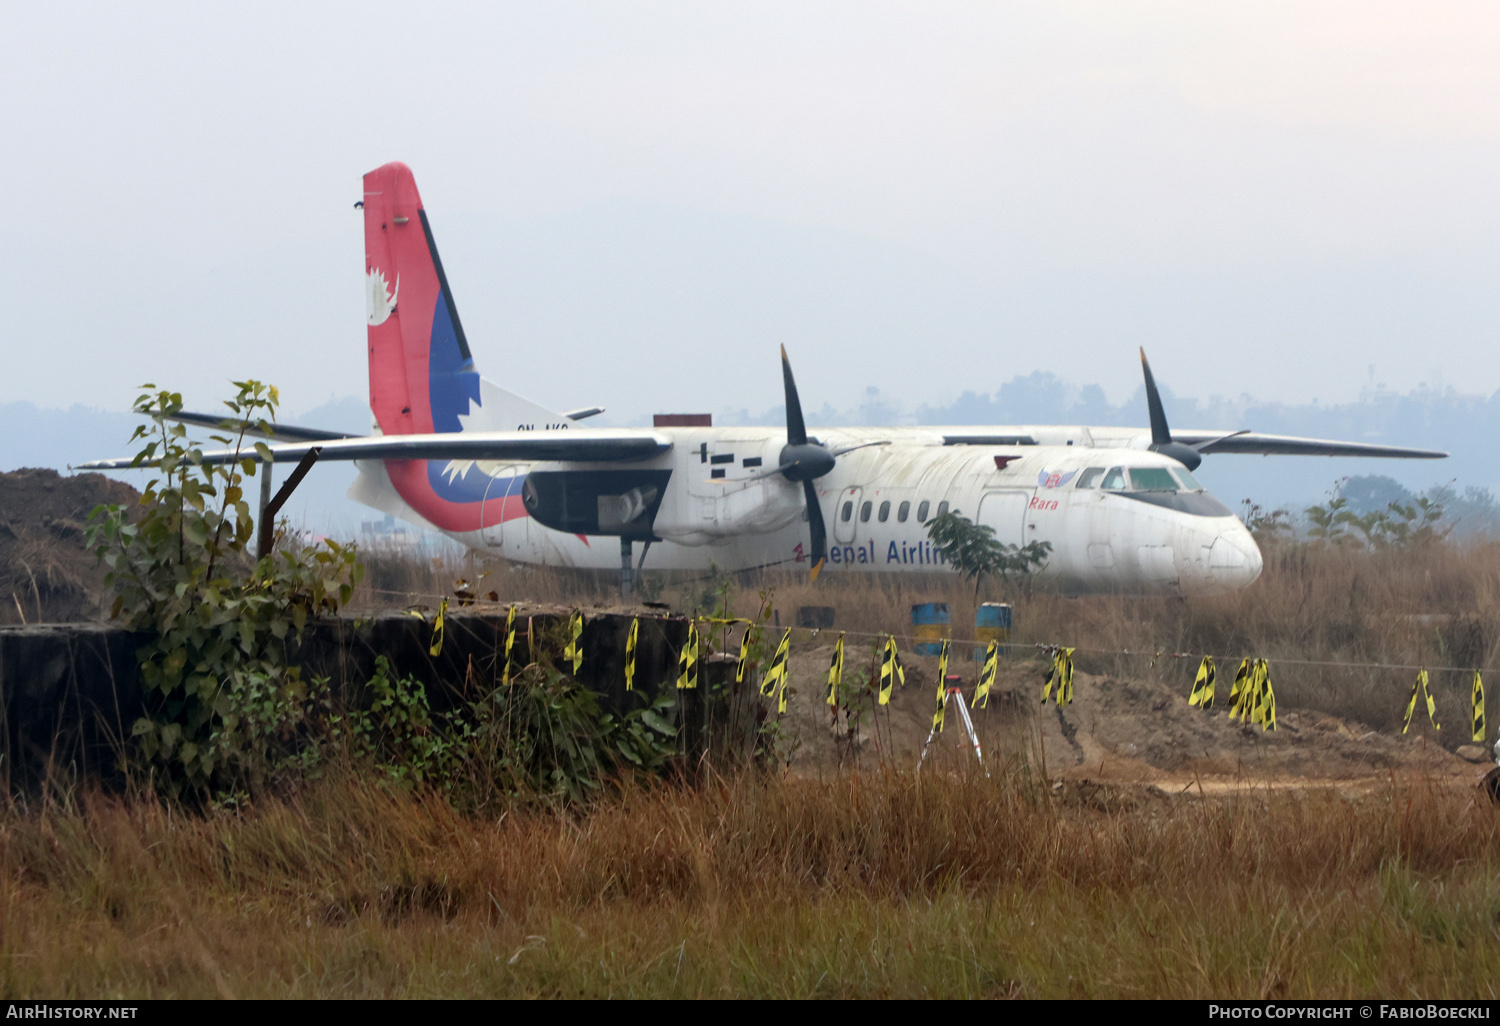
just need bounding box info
[327,654,677,809]
[88,382,362,797]
[925,508,1051,597]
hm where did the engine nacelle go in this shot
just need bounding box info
[521,469,672,540]
[650,476,805,546]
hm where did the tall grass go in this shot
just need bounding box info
[1,767,1497,998]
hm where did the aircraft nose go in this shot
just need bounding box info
[1206,528,1263,589]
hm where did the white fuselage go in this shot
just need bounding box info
[358,425,1263,596]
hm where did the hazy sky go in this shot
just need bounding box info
[5,2,1499,425]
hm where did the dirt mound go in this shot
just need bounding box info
[0,468,138,624]
[772,638,1480,787]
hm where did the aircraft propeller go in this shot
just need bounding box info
[1139,348,1248,471]
[740,346,888,580]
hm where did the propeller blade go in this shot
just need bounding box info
[829,440,892,457]
[1190,429,1251,453]
[781,344,808,446]
[1139,347,1172,446]
[803,479,827,581]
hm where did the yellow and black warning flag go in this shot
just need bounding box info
[1473,671,1486,743]
[760,629,792,713]
[624,617,639,691]
[972,640,999,709]
[429,597,448,657]
[1042,647,1075,706]
[825,632,845,706]
[878,636,905,705]
[503,604,517,685]
[736,623,755,685]
[1189,656,1216,708]
[676,620,699,689]
[1249,659,1277,731]
[1403,668,1441,734]
[931,639,951,732]
[564,610,584,674]
[1228,658,1253,721]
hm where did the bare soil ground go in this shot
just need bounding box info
[772,639,1486,792]
[0,468,138,625]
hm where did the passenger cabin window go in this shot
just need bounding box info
[1129,467,1178,492]
[937,501,949,518]
[860,501,872,522]
[897,500,910,522]
[878,500,891,522]
[1075,467,1105,489]
[917,500,930,522]
[840,501,853,522]
[1100,467,1127,490]
[1171,467,1204,491]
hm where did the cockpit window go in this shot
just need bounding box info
[1129,468,1179,492]
[1170,467,1204,492]
[1100,467,1127,490]
[1075,467,1105,489]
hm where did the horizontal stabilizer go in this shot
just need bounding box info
[162,411,360,443]
[76,429,673,469]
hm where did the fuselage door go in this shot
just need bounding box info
[977,490,1031,548]
[833,486,862,544]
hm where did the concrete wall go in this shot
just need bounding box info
[0,610,695,791]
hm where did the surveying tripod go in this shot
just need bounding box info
[918,675,989,777]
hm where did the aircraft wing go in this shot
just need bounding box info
[75,429,673,470]
[1170,431,1448,459]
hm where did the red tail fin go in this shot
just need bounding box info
[362,162,479,438]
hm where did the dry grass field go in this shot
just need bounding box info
[1,769,1497,998]
[5,535,1500,998]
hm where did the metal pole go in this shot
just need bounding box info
[257,447,322,560]
[620,537,633,598]
[257,459,273,560]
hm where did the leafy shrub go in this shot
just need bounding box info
[330,654,678,809]
[87,382,362,797]
[925,508,1051,596]
[1304,491,1449,551]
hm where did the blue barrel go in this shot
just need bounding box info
[974,602,1013,661]
[911,602,950,656]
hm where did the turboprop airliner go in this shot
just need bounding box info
[79,162,1447,596]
